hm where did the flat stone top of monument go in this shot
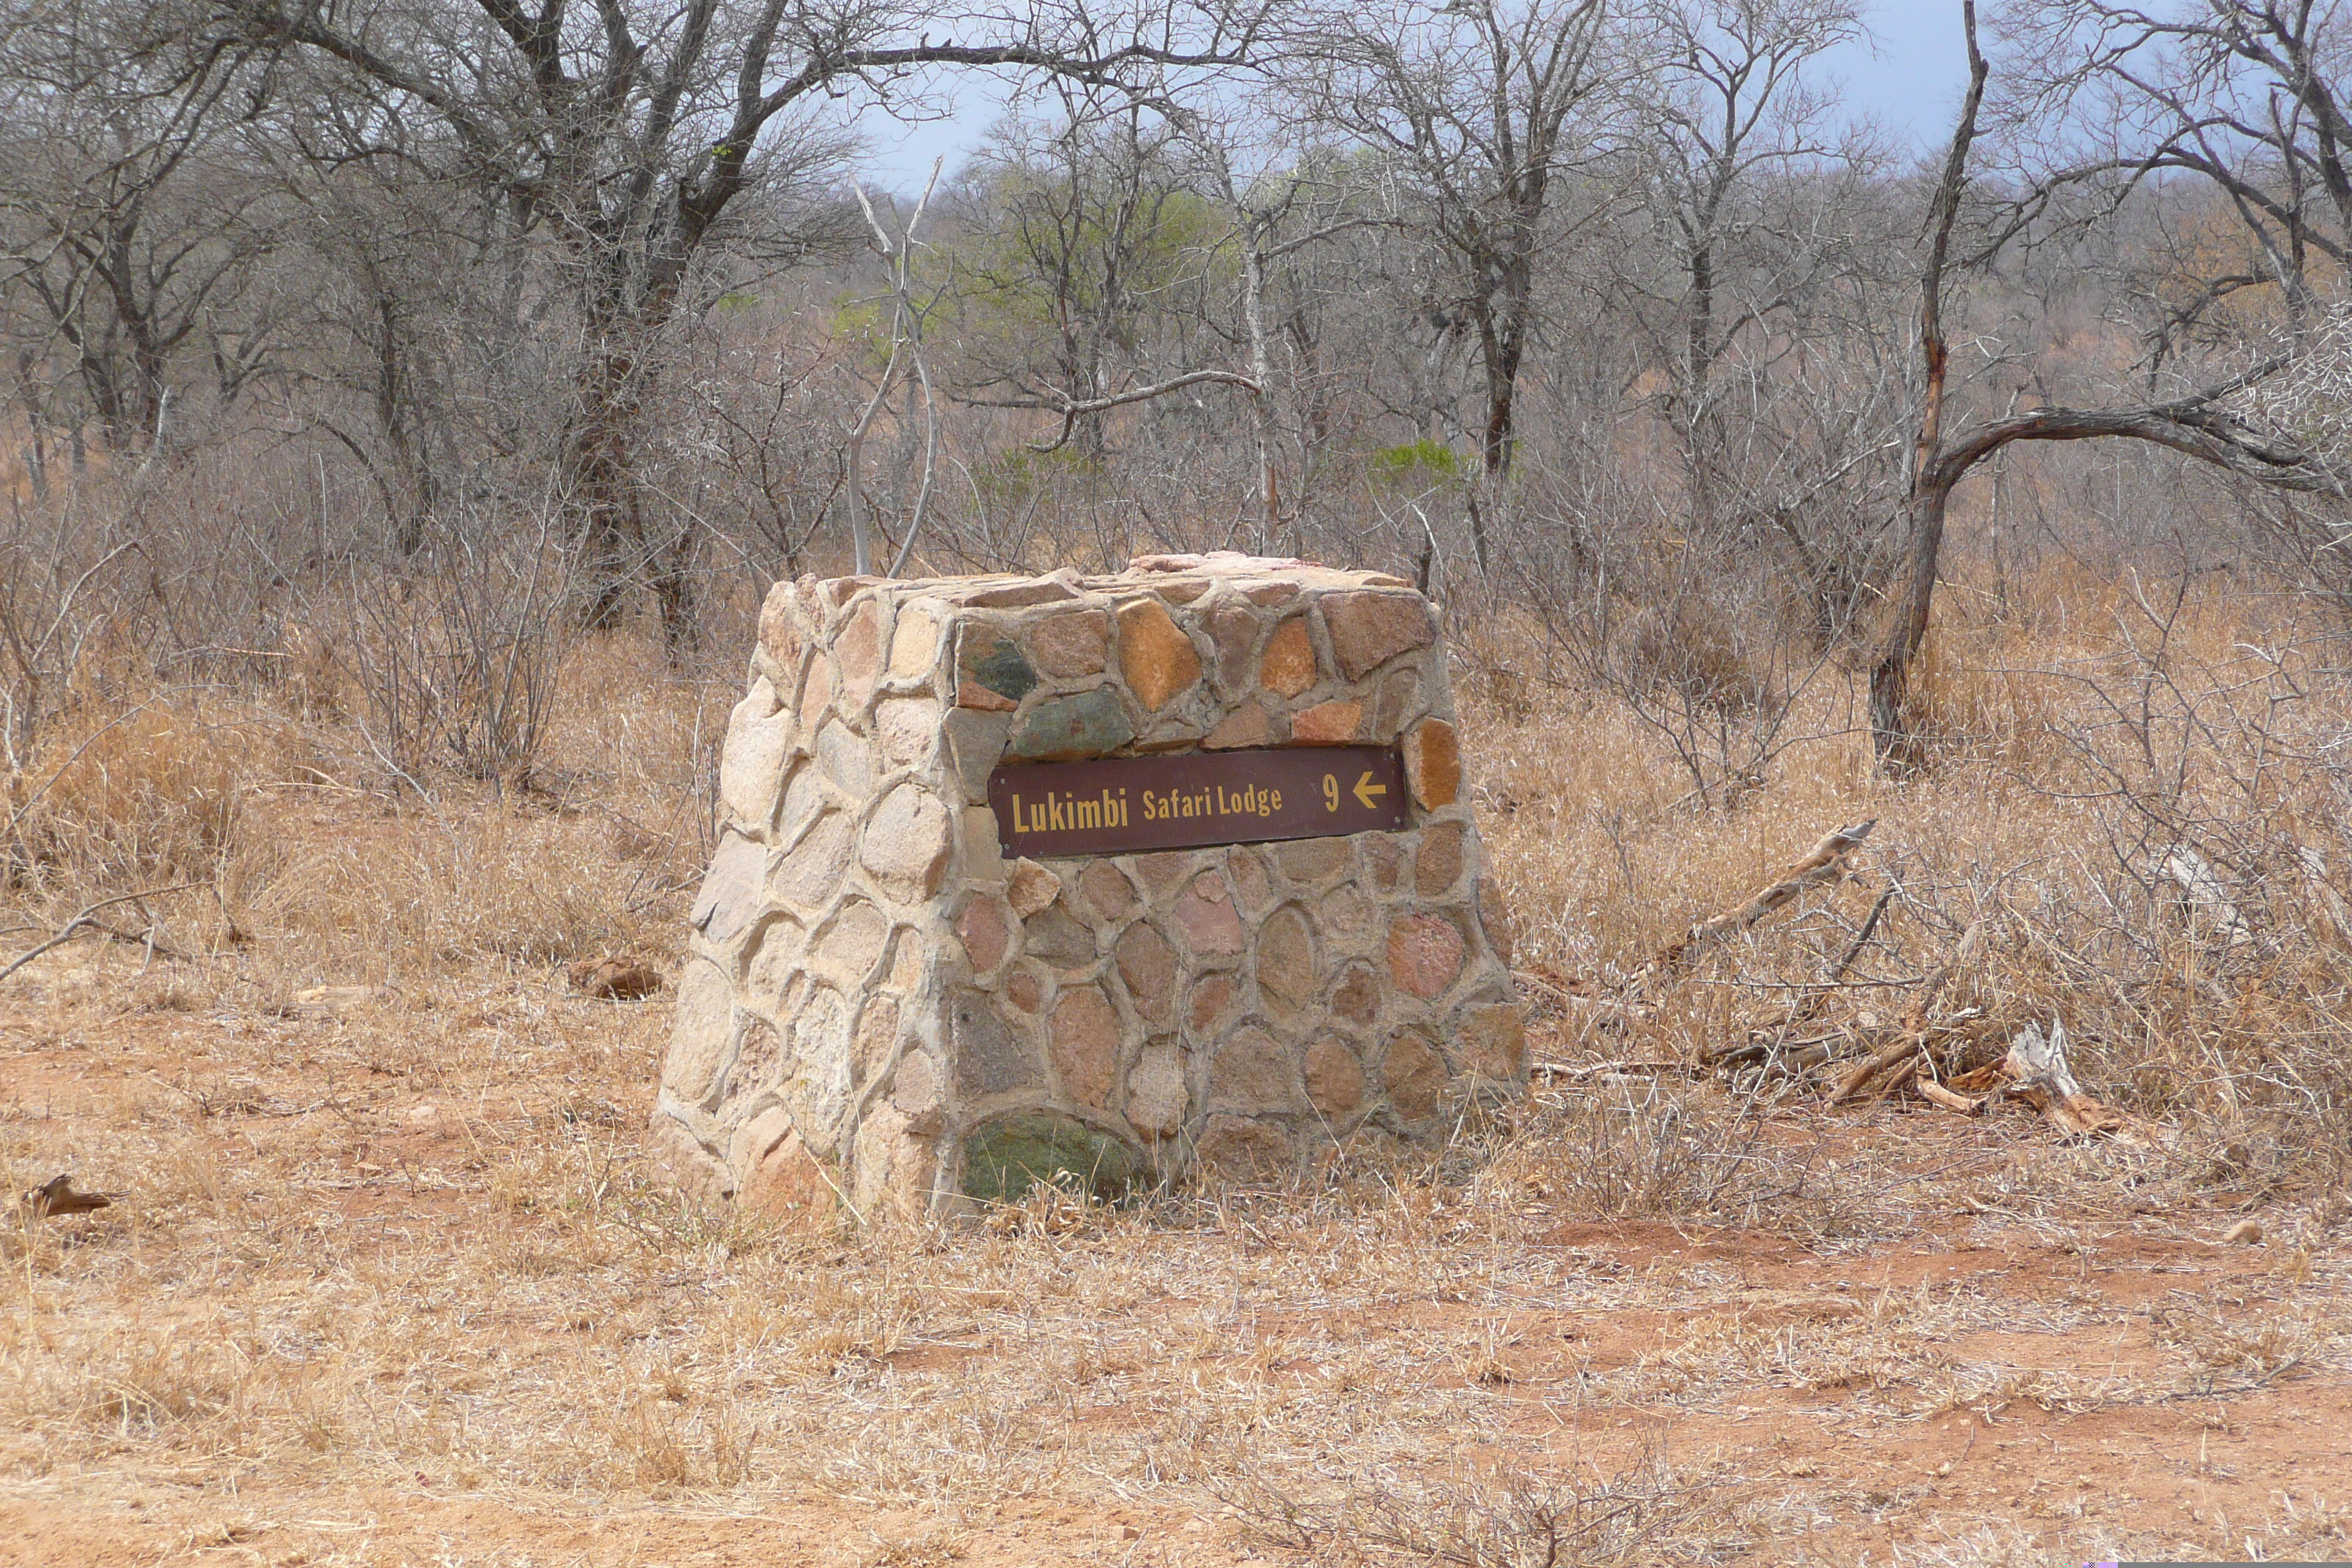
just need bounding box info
[840,558,1418,603]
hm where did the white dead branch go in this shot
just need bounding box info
[2158,845,2255,949]
[1935,1019,2148,1144]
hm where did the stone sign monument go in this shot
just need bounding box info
[650,552,1524,1221]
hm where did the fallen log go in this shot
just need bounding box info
[1648,819,1876,977]
[1820,920,1985,1104]
[1826,1035,1924,1105]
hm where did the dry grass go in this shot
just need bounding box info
[4,566,2352,1564]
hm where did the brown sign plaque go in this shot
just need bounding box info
[987,745,1410,857]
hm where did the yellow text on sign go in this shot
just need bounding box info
[1322,772,1388,812]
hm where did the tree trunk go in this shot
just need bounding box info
[1866,480,1953,764]
[1237,221,1281,541]
[570,345,650,631]
[1867,0,1986,770]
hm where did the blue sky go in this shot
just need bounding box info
[839,1,1976,194]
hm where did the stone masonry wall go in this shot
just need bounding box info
[649,553,1524,1221]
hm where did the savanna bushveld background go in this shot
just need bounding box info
[6,0,2352,1561]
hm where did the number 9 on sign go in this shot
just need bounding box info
[1322,773,1339,813]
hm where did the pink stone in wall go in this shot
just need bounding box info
[1304,1035,1365,1116]
[1387,914,1465,999]
[1115,921,1178,1026]
[1229,848,1274,916]
[821,575,881,608]
[1049,987,1121,1107]
[758,581,803,674]
[889,609,938,676]
[1319,884,1374,946]
[1405,719,1461,809]
[815,900,889,983]
[722,1015,787,1109]
[1174,872,1245,954]
[1003,968,1044,1014]
[965,573,1082,608]
[835,598,883,710]
[956,680,1018,712]
[1133,852,1196,900]
[1207,601,1261,691]
[772,813,853,912]
[1194,1115,1295,1180]
[1382,1030,1447,1120]
[1277,838,1350,883]
[1203,702,1278,750]
[891,1049,943,1135]
[1415,822,1466,897]
[739,1123,836,1219]
[1289,700,1363,745]
[1259,618,1317,698]
[1186,973,1236,1033]
[1006,859,1061,919]
[1125,1043,1188,1136]
[1330,962,1379,1026]
[798,656,834,732]
[853,995,900,1084]
[859,785,952,902]
[1128,550,1318,573]
[957,897,1011,973]
[1079,861,1138,919]
[1321,591,1434,679]
[1030,609,1110,676]
[1208,1025,1296,1112]
[1256,906,1316,1014]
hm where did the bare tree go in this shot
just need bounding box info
[1297,0,1613,566]
[1866,0,2352,766]
[946,94,1246,462]
[1,0,284,457]
[219,0,1274,630]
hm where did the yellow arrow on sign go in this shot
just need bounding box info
[1353,772,1387,810]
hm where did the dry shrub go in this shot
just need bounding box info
[235,809,670,976]
[1499,1087,1723,1221]
[1218,1435,1754,1565]
[595,1392,764,1492]
[1618,597,1775,717]
[6,696,301,888]
[1896,617,2068,771]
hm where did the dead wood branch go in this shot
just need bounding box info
[1940,1019,2143,1142]
[18,1174,112,1218]
[1828,1035,1927,1105]
[0,883,209,987]
[1916,1079,1982,1115]
[1821,919,1985,1104]
[1649,818,1876,976]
